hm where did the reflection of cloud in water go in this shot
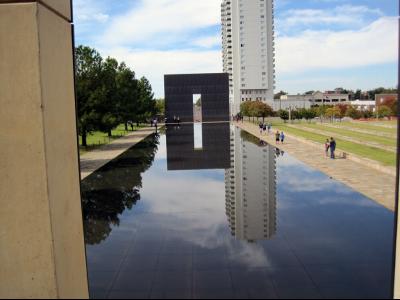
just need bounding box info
[276,154,384,210]
[278,156,353,195]
[142,173,225,213]
[226,240,269,268]
[139,169,271,268]
[155,145,167,159]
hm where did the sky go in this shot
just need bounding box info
[73,0,399,98]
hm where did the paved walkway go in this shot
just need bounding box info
[80,127,157,180]
[237,121,396,211]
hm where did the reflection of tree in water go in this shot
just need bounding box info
[81,134,160,245]
[240,130,267,147]
[240,131,283,156]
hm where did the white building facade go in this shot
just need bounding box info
[350,100,376,112]
[222,0,275,116]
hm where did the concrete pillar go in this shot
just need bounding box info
[393,16,399,299]
[0,0,89,298]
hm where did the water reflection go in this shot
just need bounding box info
[81,134,159,245]
[166,123,230,170]
[166,123,278,242]
[83,125,393,299]
[225,127,277,242]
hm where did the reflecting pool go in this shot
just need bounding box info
[82,123,394,299]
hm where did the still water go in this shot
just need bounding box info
[82,123,394,299]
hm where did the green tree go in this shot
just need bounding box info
[240,101,252,117]
[75,46,105,147]
[345,106,361,119]
[195,97,202,107]
[291,109,301,121]
[336,104,349,120]
[251,101,273,122]
[155,98,165,117]
[354,89,362,100]
[98,57,120,137]
[377,105,392,119]
[380,96,398,116]
[325,107,341,121]
[137,77,156,125]
[116,62,139,131]
[300,108,317,122]
[361,110,374,119]
[279,109,289,122]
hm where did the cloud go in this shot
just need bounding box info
[99,0,221,47]
[74,0,398,97]
[278,5,383,31]
[99,47,222,98]
[73,0,109,24]
[276,17,398,74]
[192,35,222,49]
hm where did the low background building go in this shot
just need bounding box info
[274,91,350,111]
[351,100,376,112]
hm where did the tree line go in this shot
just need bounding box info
[240,101,274,122]
[278,101,396,123]
[239,100,397,123]
[75,46,159,147]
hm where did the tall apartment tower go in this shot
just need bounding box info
[221,0,275,115]
[225,126,277,242]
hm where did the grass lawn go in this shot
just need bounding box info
[297,123,397,147]
[333,121,397,135]
[268,122,396,166]
[79,124,144,155]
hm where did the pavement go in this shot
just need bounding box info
[236,121,397,212]
[80,127,157,180]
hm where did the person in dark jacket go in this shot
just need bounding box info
[329,137,336,159]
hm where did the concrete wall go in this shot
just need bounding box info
[164,73,230,123]
[0,1,88,298]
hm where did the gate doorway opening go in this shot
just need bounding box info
[193,94,202,123]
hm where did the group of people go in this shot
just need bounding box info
[173,116,181,124]
[256,122,337,160]
[258,122,285,144]
[275,130,285,144]
[325,137,337,159]
[258,122,272,135]
[233,114,243,122]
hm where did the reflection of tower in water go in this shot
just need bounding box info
[225,126,277,242]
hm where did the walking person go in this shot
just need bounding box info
[154,118,158,133]
[263,123,267,135]
[325,139,330,157]
[267,123,271,135]
[275,131,280,145]
[329,137,336,159]
[280,131,285,144]
[259,122,263,135]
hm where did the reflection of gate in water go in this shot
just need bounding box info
[166,123,230,170]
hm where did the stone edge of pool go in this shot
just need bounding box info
[80,126,160,180]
